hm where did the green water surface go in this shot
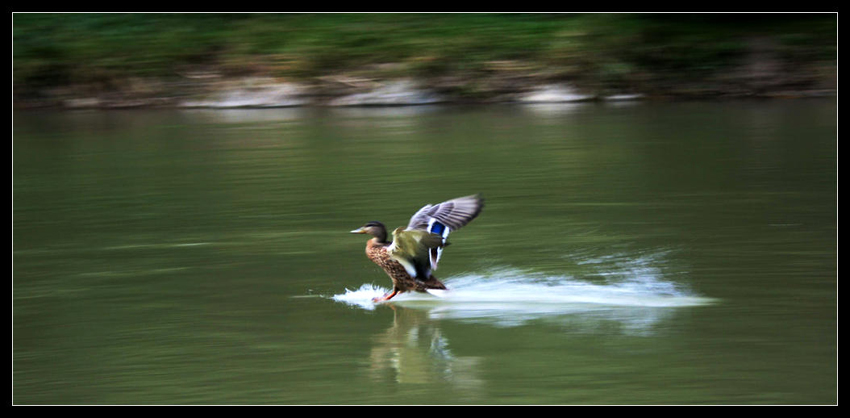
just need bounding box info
[13,100,836,404]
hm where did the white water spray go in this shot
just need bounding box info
[332,253,715,330]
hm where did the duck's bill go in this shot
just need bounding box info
[350,228,366,234]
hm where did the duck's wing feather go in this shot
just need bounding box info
[406,194,484,232]
[387,227,444,279]
[405,194,484,271]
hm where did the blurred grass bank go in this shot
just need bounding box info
[13,13,836,108]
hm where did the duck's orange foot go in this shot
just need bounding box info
[372,289,399,303]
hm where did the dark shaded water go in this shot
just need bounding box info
[13,100,836,404]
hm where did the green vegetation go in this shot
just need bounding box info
[13,13,837,105]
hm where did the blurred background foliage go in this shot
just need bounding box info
[13,13,837,101]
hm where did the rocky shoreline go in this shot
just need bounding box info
[15,75,835,111]
[15,45,837,110]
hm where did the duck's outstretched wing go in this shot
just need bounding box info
[406,194,484,271]
[407,194,484,232]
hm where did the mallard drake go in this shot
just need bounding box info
[350,194,484,302]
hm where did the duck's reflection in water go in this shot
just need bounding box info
[368,305,483,392]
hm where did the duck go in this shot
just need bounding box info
[350,194,484,302]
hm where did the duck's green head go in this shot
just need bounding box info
[350,221,388,243]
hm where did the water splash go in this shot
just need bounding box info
[334,269,712,308]
[332,254,715,330]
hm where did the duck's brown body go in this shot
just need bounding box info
[351,195,483,303]
[366,238,446,300]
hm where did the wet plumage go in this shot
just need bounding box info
[350,195,484,302]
